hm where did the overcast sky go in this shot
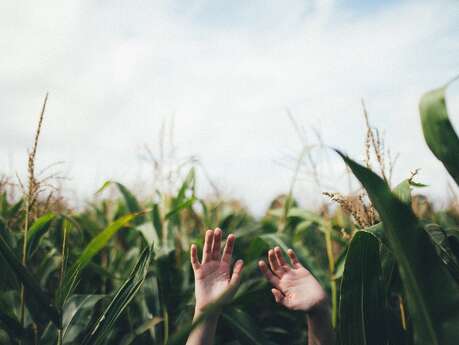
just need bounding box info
[1,0,459,215]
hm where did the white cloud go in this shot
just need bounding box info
[1,0,458,215]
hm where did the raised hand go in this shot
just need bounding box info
[258,246,327,312]
[191,228,244,312]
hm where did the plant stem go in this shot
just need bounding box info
[20,198,30,332]
[57,329,63,345]
[163,308,169,345]
[324,219,337,328]
[58,220,69,291]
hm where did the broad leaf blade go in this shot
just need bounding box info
[58,214,136,306]
[0,235,60,327]
[419,83,459,185]
[27,212,55,257]
[338,151,459,345]
[62,294,106,343]
[82,246,152,345]
[338,231,385,345]
[222,307,269,345]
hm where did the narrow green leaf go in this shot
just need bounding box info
[165,196,196,220]
[0,235,60,327]
[62,294,106,343]
[119,317,162,345]
[338,151,459,345]
[95,180,112,194]
[222,307,269,345]
[27,212,55,257]
[114,182,142,214]
[338,231,385,345]
[97,181,144,223]
[151,203,162,239]
[175,168,195,206]
[136,222,158,246]
[82,247,152,345]
[424,224,459,283]
[58,214,136,306]
[0,308,22,340]
[419,81,459,185]
[393,180,413,205]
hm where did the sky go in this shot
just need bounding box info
[1,0,459,215]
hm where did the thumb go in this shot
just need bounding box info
[229,259,244,287]
[271,288,285,304]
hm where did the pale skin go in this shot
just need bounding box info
[258,246,335,345]
[186,228,243,345]
[186,229,334,345]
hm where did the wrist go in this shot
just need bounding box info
[194,304,221,320]
[306,296,330,316]
[306,300,331,322]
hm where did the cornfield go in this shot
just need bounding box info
[0,79,458,345]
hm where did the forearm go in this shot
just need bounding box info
[306,303,335,345]
[186,308,219,345]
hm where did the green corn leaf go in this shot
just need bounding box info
[27,212,55,257]
[165,196,196,220]
[119,317,162,345]
[338,231,385,345]
[0,221,18,290]
[424,224,459,284]
[0,234,60,327]
[81,246,152,345]
[6,199,23,219]
[136,222,158,247]
[337,151,459,345]
[419,79,459,185]
[168,288,236,345]
[57,214,136,307]
[151,203,163,240]
[114,182,142,213]
[393,180,413,205]
[175,168,196,206]
[246,233,290,262]
[62,294,106,343]
[0,308,22,340]
[392,177,427,206]
[39,294,106,344]
[222,307,269,345]
[97,181,144,223]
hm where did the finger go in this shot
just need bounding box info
[229,259,244,287]
[202,229,214,263]
[271,288,284,304]
[258,260,280,287]
[221,234,236,263]
[212,228,222,260]
[287,248,302,269]
[190,244,200,271]
[274,246,289,270]
[268,249,284,276]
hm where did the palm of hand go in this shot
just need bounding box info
[195,261,232,307]
[190,229,243,312]
[259,247,327,312]
[277,266,326,311]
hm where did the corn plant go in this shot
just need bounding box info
[0,80,458,345]
[337,77,459,345]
